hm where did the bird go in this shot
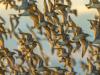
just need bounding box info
[0,24,8,40]
[80,37,90,57]
[14,0,29,11]
[91,0,100,4]
[0,16,6,24]
[68,16,77,33]
[85,0,100,8]
[88,19,97,39]
[54,3,69,11]
[44,0,49,15]
[0,66,6,75]
[31,13,40,29]
[1,0,100,75]
[71,26,90,57]
[36,58,52,75]
[0,0,16,10]
[80,61,88,71]
[49,66,68,75]
[48,0,54,12]
[0,38,4,49]
[27,25,48,65]
[66,0,72,6]
[72,41,81,53]
[86,58,98,74]
[54,0,59,5]
[9,14,20,32]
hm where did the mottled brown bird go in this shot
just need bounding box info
[0,0,16,9]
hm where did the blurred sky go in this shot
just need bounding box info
[0,0,99,75]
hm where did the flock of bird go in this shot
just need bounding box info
[0,0,100,75]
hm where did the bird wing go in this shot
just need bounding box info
[48,0,54,12]
[27,25,45,57]
[0,16,5,24]
[92,0,99,3]
[87,58,93,73]
[97,8,100,15]
[80,39,88,57]
[9,15,15,32]
[44,0,49,14]
[30,14,39,28]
